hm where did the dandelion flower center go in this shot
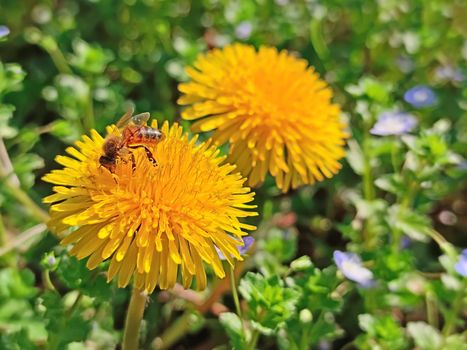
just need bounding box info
[43,121,257,292]
[178,43,348,192]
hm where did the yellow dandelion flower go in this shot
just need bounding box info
[178,43,348,192]
[42,120,257,292]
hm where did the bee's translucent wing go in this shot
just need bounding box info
[116,106,135,128]
[132,112,150,126]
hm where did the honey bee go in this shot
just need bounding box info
[99,107,163,173]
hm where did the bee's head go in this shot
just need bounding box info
[103,136,120,156]
[99,155,116,173]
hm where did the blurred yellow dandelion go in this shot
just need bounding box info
[42,120,257,292]
[178,43,348,192]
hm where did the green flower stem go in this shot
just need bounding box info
[309,18,329,64]
[65,292,83,319]
[197,261,246,314]
[0,169,49,224]
[229,265,242,318]
[42,269,57,292]
[8,182,49,222]
[426,291,438,329]
[309,311,324,344]
[390,141,405,255]
[229,264,251,347]
[83,78,95,131]
[325,181,335,219]
[3,177,49,222]
[401,181,419,208]
[393,179,419,252]
[362,288,378,314]
[84,93,95,131]
[152,311,192,350]
[442,280,465,335]
[0,138,49,223]
[391,225,402,253]
[0,138,20,187]
[362,136,375,202]
[425,228,451,255]
[39,36,73,75]
[390,138,400,173]
[153,264,246,349]
[362,134,375,247]
[246,308,265,350]
[0,215,5,247]
[48,332,60,350]
[247,328,260,350]
[299,321,313,350]
[0,223,47,257]
[122,287,148,350]
[341,341,356,350]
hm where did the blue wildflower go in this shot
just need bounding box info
[454,249,467,277]
[217,236,255,261]
[235,21,253,40]
[435,66,465,83]
[333,250,374,287]
[396,56,414,73]
[370,111,417,136]
[0,25,10,38]
[458,160,467,171]
[400,235,412,249]
[404,85,436,108]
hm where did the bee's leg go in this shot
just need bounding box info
[130,152,136,172]
[119,147,137,172]
[98,164,118,183]
[128,145,157,166]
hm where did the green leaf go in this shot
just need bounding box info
[374,174,405,196]
[358,314,375,333]
[362,77,392,103]
[69,39,114,74]
[346,139,364,175]
[444,334,467,350]
[239,272,301,335]
[357,314,407,350]
[219,312,247,350]
[0,104,17,138]
[49,120,82,143]
[345,76,392,104]
[304,267,342,313]
[15,127,41,153]
[263,227,297,263]
[0,299,33,321]
[308,314,340,346]
[387,205,430,242]
[13,153,44,188]
[407,322,442,350]
[40,291,91,348]
[55,254,112,301]
[0,62,26,95]
[0,268,37,299]
[0,328,37,350]
[290,256,313,272]
[255,226,298,276]
[52,74,89,122]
